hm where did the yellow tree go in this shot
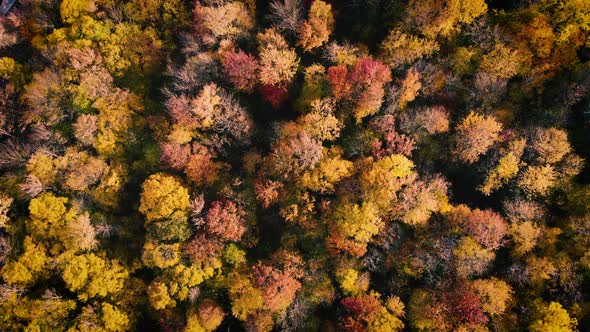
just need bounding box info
[327,202,383,257]
[60,253,129,301]
[139,173,190,222]
[360,154,415,214]
[529,301,577,332]
[380,29,439,68]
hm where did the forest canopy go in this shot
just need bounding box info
[1,0,590,331]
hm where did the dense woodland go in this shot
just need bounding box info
[1,0,590,331]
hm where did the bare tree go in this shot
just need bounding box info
[268,0,303,33]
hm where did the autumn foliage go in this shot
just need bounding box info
[1,0,589,331]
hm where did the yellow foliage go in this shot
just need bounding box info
[93,91,143,157]
[148,282,176,310]
[0,192,13,229]
[471,277,513,316]
[518,164,556,196]
[142,241,181,269]
[101,303,130,332]
[530,301,577,332]
[166,264,216,301]
[139,173,189,222]
[1,237,48,287]
[480,43,524,79]
[227,272,264,320]
[510,221,542,256]
[360,155,415,213]
[26,151,60,186]
[480,138,526,195]
[61,253,128,301]
[301,147,353,193]
[398,68,422,110]
[380,29,439,68]
[60,0,96,23]
[223,243,247,266]
[368,306,404,332]
[337,268,369,296]
[27,193,70,240]
[453,237,495,278]
[90,163,128,210]
[0,57,27,87]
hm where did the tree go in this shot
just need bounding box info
[399,105,450,135]
[446,287,488,327]
[102,303,130,332]
[197,299,225,331]
[380,29,439,68]
[529,301,577,332]
[327,65,352,100]
[26,150,60,186]
[479,138,526,195]
[336,268,369,296]
[205,200,247,242]
[298,98,342,141]
[193,1,254,44]
[394,175,449,226]
[454,112,502,163]
[251,261,302,313]
[160,142,191,171]
[0,192,13,229]
[518,164,556,196]
[61,213,98,252]
[139,173,190,222]
[73,114,98,146]
[470,278,513,316]
[1,237,48,287]
[142,241,181,269]
[298,0,334,51]
[462,208,508,250]
[327,202,383,257]
[184,234,223,270]
[267,124,323,178]
[349,57,392,121]
[300,147,353,194]
[61,148,108,192]
[360,154,415,213]
[227,272,265,320]
[394,68,422,110]
[93,90,143,157]
[257,28,299,86]
[454,237,495,278]
[255,179,283,208]
[148,282,175,310]
[60,0,96,23]
[26,192,72,242]
[510,221,542,256]
[531,127,571,164]
[183,143,223,186]
[479,43,524,79]
[340,292,404,332]
[61,253,128,301]
[404,0,487,38]
[269,0,303,33]
[222,50,258,92]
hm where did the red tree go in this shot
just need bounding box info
[222,50,258,93]
[205,200,247,242]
